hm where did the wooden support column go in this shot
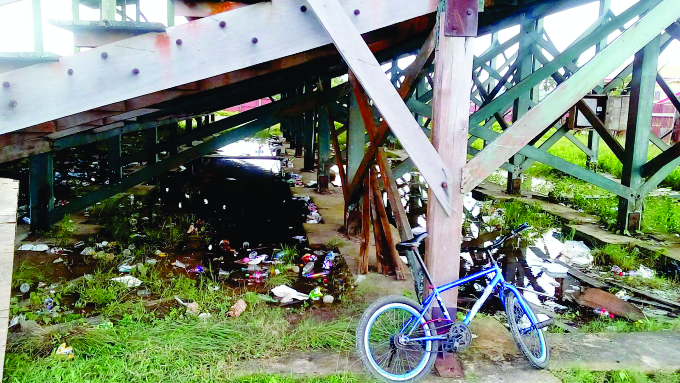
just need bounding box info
[347,92,365,185]
[303,80,316,171]
[587,0,611,169]
[426,2,475,319]
[107,135,122,182]
[168,122,179,155]
[167,0,175,27]
[294,85,305,157]
[507,16,536,194]
[0,178,19,381]
[101,0,117,20]
[147,126,158,165]
[31,0,43,52]
[317,81,331,192]
[618,35,660,232]
[29,152,54,228]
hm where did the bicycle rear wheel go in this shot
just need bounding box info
[505,291,549,369]
[356,296,437,382]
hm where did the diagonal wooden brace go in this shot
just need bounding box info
[307,0,453,215]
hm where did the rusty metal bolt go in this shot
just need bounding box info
[300,5,307,12]
[101,52,108,59]
[176,39,182,45]
[354,9,360,15]
[2,81,9,88]
[9,100,17,107]
[441,181,448,189]
[219,21,226,28]
[251,37,258,44]
[132,68,140,75]
[68,69,74,75]
[467,9,473,15]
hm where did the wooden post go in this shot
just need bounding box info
[587,0,611,170]
[147,126,158,165]
[101,0,117,20]
[370,170,405,280]
[426,0,475,328]
[167,0,175,27]
[107,135,122,182]
[347,92,365,185]
[507,16,535,195]
[0,178,19,380]
[29,152,54,228]
[618,35,660,232]
[359,174,371,274]
[169,122,179,156]
[303,81,316,171]
[31,0,43,52]
[318,103,331,192]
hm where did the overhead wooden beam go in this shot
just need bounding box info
[0,0,437,135]
[307,0,452,215]
[461,0,680,194]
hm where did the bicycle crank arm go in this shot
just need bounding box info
[520,319,553,334]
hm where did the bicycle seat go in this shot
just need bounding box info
[395,232,429,251]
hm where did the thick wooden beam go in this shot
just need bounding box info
[359,174,371,274]
[461,0,680,194]
[642,142,680,178]
[425,6,475,316]
[317,99,331,192]
[370,169,405,280]
[618,35,660,232]
[307,0,453,215]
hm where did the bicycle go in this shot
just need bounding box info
[356,223,551,382]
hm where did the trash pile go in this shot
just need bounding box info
[292,195,323,224]
[286,173,304,187]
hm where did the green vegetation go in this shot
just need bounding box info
[555,368,680,383]
[230,374,367,383]
[593,244,642,271]
[579,316,680,333]
[252,123,283,140]
[326,238,347,252]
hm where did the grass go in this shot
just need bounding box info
[579,317,680,333]
[230,374,368,383]
[325,238,347,252]
[252,123,283,140]
[11,262,47,289]
[593,244,641,271]
[554,368,680,383]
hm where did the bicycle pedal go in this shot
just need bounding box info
[534,318,553,330]
[442,322,472,353]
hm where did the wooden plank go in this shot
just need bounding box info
[576,288,644,321]
[368,178,386,275]
[0,178,18,380]
[529,246,609,289]
[605,279,680,310]
[461,0,680,194]
[0,0,438,134]
[370,169,405,280]
[308,0,453,216]
[359,174,371,274]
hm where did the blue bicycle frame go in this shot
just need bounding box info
[400,262,539,343]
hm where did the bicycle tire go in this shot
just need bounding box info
[356,295,437,382]
[504,290,549,369]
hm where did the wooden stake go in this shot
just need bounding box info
[370,169,405,280]
[358,174,371,274]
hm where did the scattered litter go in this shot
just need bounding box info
[74,241,85,248]
[189,265,205,273]
[302,262,315,274]
[271,285,309,303]
[146,259,157,265]
[111,276,143,288]
[633,265,655,279]
[323,295,334,304]
[248,255,267,265]
[292,265,300,273]
[172,260,187,269]
[542,263,568,277]
[18,244,49,251]
[558,241,593,267]
[19,283,30,293]
[226,299,247,318]
[354,275,366,285]
[309,287,323,301]
[53,257,64,264]
[118,264,135,273]
[198,313,212,321]
[137,289,151,297]
[47,247,66,255]
[615,290,631,301]
[55,343,74,360]
[81,247,96,256]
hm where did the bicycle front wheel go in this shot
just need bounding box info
[356,296,437,382]
[505,291,549,369]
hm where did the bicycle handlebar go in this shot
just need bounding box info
[461,222,530,253]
